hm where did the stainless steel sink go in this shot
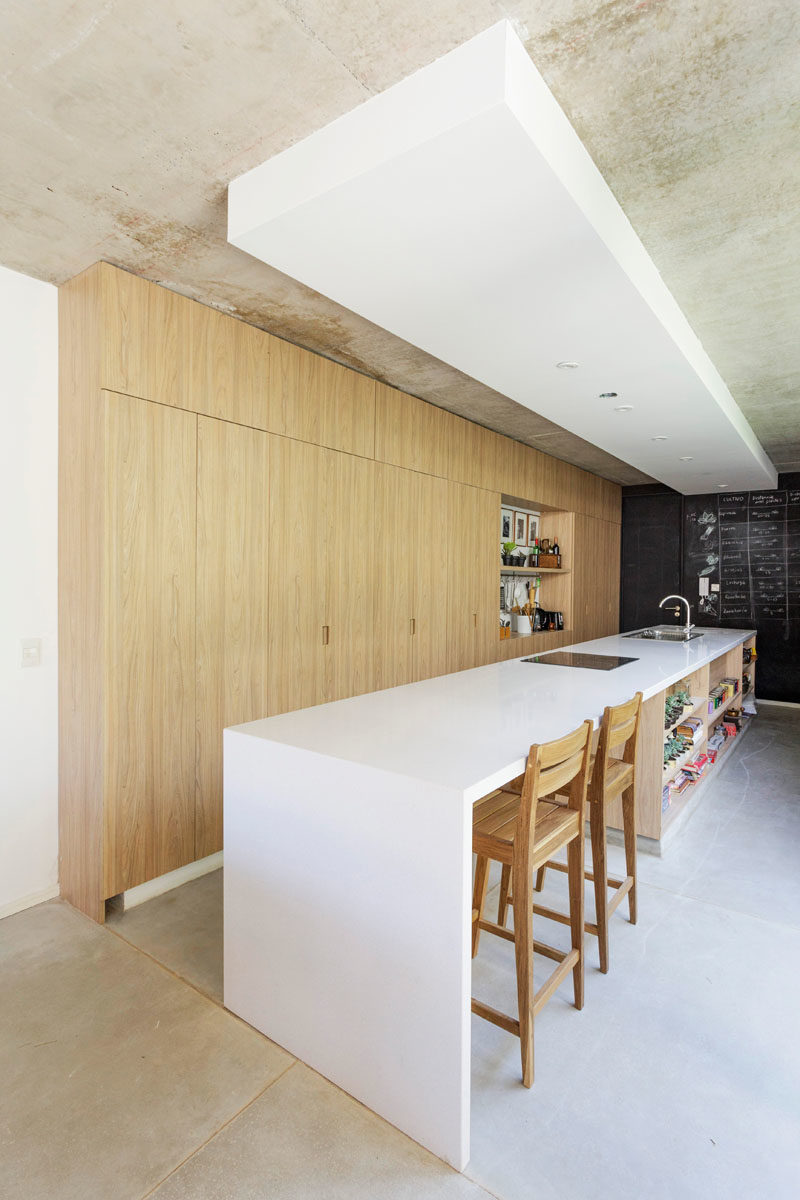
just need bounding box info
[622,625,704,642]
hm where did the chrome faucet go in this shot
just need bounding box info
[659,594,693,634]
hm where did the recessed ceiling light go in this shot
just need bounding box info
[717,482,729,488]
[599,392,618,399]
[555,361,579,370]
[614,405,633,412]
[679,456,693,462]
[651,435,668,441]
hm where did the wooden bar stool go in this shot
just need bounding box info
[503,692,642,974]
[471,720,593,1087]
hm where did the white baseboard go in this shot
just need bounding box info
[116,851,223,911]
[0,884,60,921]
[758,698,800,709]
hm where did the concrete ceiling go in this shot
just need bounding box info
[2,1,798,487]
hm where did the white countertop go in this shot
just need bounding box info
[230,627,754,802]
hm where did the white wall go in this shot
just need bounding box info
[0,264,59,917]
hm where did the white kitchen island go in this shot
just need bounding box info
[223,627,755,1169]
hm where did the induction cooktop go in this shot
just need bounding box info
[522,651,639,671]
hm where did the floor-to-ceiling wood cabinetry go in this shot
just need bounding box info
[445,482,497,672]
[572,514,622,641]
[59,262,622,921]
[103,391,197,896]
[195,417,270,859]
[373,463,449,689]
[266,437,375,715]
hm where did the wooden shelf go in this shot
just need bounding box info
[662,717,751,832]
[502,627,572,641]
[663,695,706,738]
[663,735,707,784]
[499,565,570,575]
[707,690,742,725]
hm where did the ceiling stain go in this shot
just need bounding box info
[2,1,796,485]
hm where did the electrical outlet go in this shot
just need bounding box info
[21,638,42,668]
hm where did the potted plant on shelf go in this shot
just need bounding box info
[501,541,516,565]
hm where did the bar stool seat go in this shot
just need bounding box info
[474,795,581,864]
[470,719,593,1088]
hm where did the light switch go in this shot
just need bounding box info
[21,638,42,668]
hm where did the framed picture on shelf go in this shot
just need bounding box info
[527,514,539,546]
[501,508,513,541]
[513,512,527,545]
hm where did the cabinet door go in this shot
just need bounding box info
[195,417,270,859]
[327,451,375,701]
[573,515,621,641]
[103,391,197,896]
[412,472,449,681]
[445,482,497,672]
[373,462,415,690]
[472,486,500,666]
[267,436,330,715]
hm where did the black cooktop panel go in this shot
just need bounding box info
[522,652,639,671]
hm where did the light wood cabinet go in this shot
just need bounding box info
[412,472,450,681]
[268,436,375,714]
[267,436,329,715]
[195,417,270,859]
[103,391,197,896]
[373,463,415,689]
[572,514,621,641]
[326,449,375,701]
[268,337,376,458]
[374,382,450,478]
[446,482,498,672]
[59,263,623,921]
[373,464,449,688]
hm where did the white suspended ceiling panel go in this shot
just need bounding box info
[228,21,776,495]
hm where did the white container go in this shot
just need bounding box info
[513,614,532,636]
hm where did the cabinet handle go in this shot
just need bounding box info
[410,617,416,635]
[473,612,478,628]
[322,625,329,646]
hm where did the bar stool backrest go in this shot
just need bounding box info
[518,720,594,859]
[592,692,643,797]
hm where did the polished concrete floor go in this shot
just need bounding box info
[3,705,799,1199]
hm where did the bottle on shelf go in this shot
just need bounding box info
[552,535,561,567]
[532,538,539,566]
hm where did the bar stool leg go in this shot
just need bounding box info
[590,802,610,974]
[511,853,534,1087]
[472,855,490,956]
[622,784,638,925]
[534,866,547,892]
[566,833,585,1009]
[497,863,511,927]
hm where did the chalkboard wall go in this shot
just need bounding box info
[621,475,800,703]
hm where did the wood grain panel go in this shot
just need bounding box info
[447,414,502,492]
[196,417,270,859]
[103,391,197,895]
[374,382,450,477]
[572,514,621,642]
[58,265,106,921]
[188,302,270,429]
[446,482,498,672]
[268,337,375,458]
[373,462,414,690]
[328,452,375,701]
[102,263,190,408]
[267,435,329,715]
[412,472,450,681]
